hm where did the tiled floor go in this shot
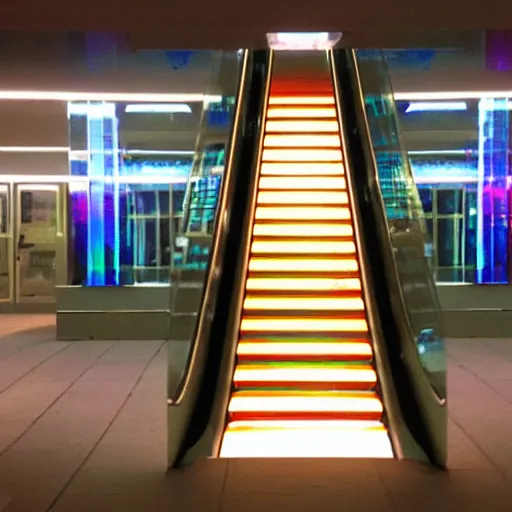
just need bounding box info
[1,315,512,511]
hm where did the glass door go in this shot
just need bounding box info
[0,183,11,302]
[15,184,60,302]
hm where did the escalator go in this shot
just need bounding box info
[168,48,446,467]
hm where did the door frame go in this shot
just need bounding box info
[0,182,13,303]
[13,182,67,304]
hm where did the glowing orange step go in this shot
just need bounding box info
[268,96,335,105]
[255,206,350,221]
[246,277,361,291]
[264,134,341,148]
[258,176,346,190]
[220,420,393,458]
[228,390,383,421]
[233,365,376,391]
[252,223,353,238]
[243,296,365,311]
[237,341,373,361]
[266,120,339,133]
[248,258,359,273]
[257,190,348,205]
[266,107,337,119]
[262,148,342,162]
[260,162,343,175]
[240,317,368,333]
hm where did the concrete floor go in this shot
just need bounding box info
[0,314,512,511]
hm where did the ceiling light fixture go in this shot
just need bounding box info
[405,101,467,113]
[266,32,342,51]
[125,104,192,114]
[0,90,222,103]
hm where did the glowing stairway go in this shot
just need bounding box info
[219,82,394,458]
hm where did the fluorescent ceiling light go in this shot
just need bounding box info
[0,146,69,153]
[0,174,189,185]
[405,101,467,113]
[395,91,512,100]
[408,150,471,156]
[0,90,222,103]
[266,32,342,51]
[125,104,192,114]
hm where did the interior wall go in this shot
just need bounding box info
[0,100,68,176]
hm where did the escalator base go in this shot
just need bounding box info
[220,420,393,458]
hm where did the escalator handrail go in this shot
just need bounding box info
[332,49,446,466]
[169,50,251,406]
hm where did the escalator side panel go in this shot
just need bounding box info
[169,50,271,468]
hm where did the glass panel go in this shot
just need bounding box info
[0,184,10,300]
[65,48,241,287]
[17,187,58,301]
[437,189,463,215]
[356,50,445,399]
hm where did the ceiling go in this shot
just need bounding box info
[0,3,510,48]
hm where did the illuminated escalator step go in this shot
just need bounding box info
[259,176,346,190]
[237,341,372,360]
[240,317,368,332]
[268,96,335,105]
[251,240,355,254]
[252,223,353,238]
[267,107,337,118]
[243,296,365,311]
[257,191,348,205]
[248,258,358,272]
[220,421,393,458]
[255,206,350,220]
[233,365,376,386]
[264,134,341,148]
[246,277,361,291]
[229,391,382,413]
[262,148,342,162]
[266,120,339,133]
[260,162,343,175]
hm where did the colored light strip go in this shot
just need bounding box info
[267,107,337,119]
[252,223,353,237]
[405,101,467,113]
[257,191,348,205]
[262,149,342,162]
[248,258,358,272]
[246,277,361,291]
[264,134,340,148]
[255,206,351,220]
[227,420,385,430]
[268,96,335,105]
[260,162,343,175]
[243,297,365,310]
[234,367,376,383]
[237,342,371,357]
[240,318,368,332]
[251,240,355,254]
[259,176,346,190]
[228,393,382,412]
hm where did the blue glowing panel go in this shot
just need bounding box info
[477,98,509,284]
